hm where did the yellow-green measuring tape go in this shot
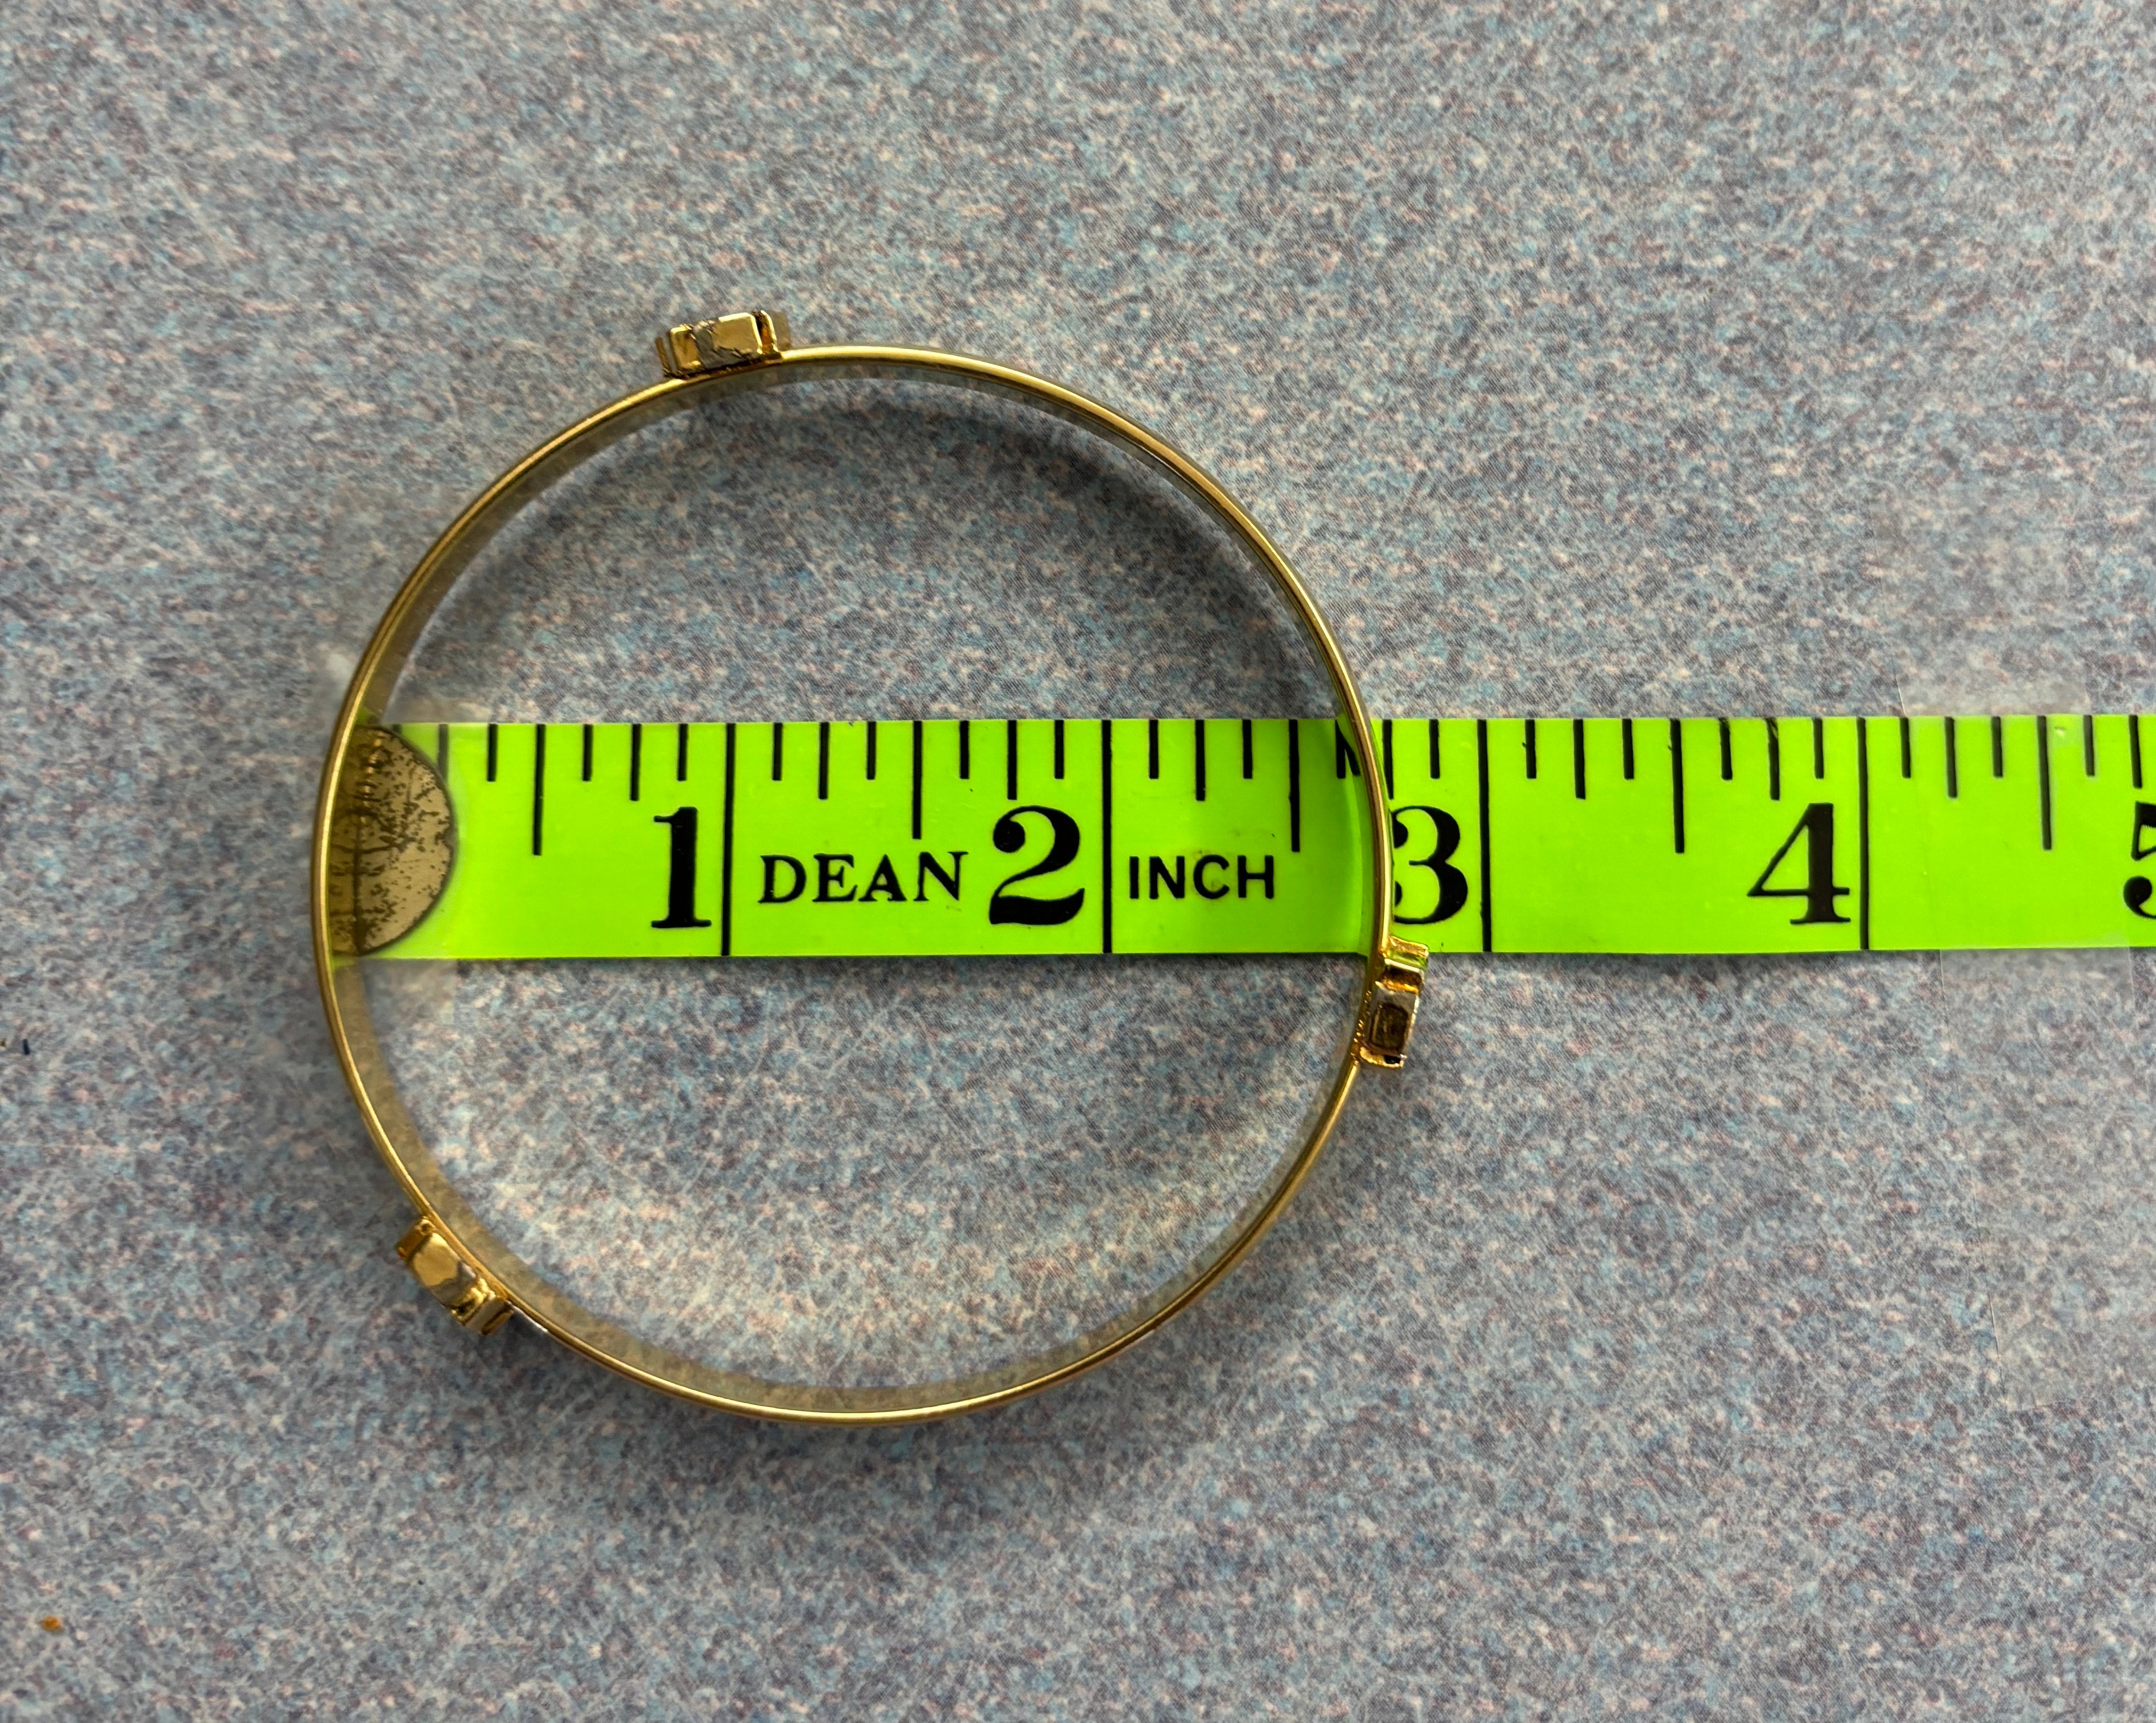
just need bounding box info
[376,715,2156,959]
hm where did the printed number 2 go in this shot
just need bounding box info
[1391,806,1470,926]
[2124,802,2156,919]
[1748,803,1850,925]
[988,806,1085,926]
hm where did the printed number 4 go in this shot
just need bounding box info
[1748,803,1850,926]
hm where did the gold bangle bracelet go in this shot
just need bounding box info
[313,309,1426,1423]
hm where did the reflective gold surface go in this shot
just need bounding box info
[313,312,1406,1421]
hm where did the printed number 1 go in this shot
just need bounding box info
[652,808,713,929]
[1748,803,1850,925]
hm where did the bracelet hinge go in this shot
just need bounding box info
[1354,935,1429,1070]
[397,1219,513,1334]
[655,309,793,379]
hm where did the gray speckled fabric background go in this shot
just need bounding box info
[8,3,2156,1715]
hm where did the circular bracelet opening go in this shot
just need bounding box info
[314,331,1402,1421]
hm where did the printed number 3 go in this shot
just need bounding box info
[1391,806,1470,926]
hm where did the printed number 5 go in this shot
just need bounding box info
[2125,802,2156,919]
[1391,805,1470,926]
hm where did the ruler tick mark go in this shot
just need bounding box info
[1008,718,1020,801]
[1622,718,1635,780]
[866,721,878,781]
[2037,715,2053,851]
[531,724,546,856]
[1288,720,1302,853]
[1147,718,1159,780]
[1719,717,1733,781]
[1899,715,1912,778]
[817,721,830,800]
[959,720,971,780]
[1574,718,1587,799]
[1477,719,1493,952]
[2135,715,2145,789]
[581,723,594,782]
[1382,718,1394,799]
[1857,719,1872,951]
[1945,716,1958,799]
[1242,718,1254,780]
[1429,718,1441,780]
[630,722,642,801]
[1991,715,2005,778]
[1811,717,1826,780]
[1054,718,1066,780]
[771,722,783,782]
[1100,719,1114,955]
[911,719,923,841]
[1670,719,1686,854]
[1524,718,1537,780]
[720,722,737,956]
[1767,717,1782,801]
[486,722,498,783]
[676,722,689,783]
[436,723,448,776]
[2083,714,2097,777]
[1194,718,1207,802]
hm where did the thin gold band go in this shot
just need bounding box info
[312,322,1420,1423]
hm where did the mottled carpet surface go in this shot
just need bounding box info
[7,3,2156,1716]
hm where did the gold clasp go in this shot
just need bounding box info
[1353,934,1428,1069]
[396,1219,513,1334]
[654,309,792,378]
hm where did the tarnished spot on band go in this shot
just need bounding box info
[326,726,455,955]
